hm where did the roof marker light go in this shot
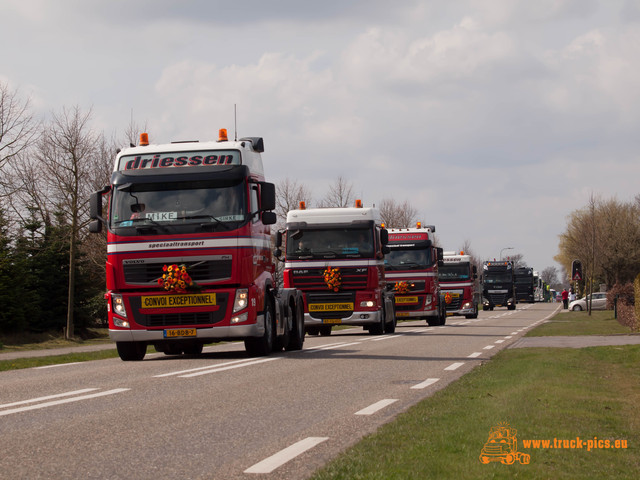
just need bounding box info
[139,133,149,146]
[299,201,306,210]
[218,128,228,142]
[417,222,421,229]
[355,199,362,208]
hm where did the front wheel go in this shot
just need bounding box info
[116,341,146,361]
[572,305,583,311]
[285,300,305,351]
[244,296,275,356]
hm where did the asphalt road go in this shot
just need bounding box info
[0,302,560,479]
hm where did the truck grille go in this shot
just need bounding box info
[488,293,508,306]
[394,295,425,312]
[290,267,368,291]
[123,259,232,285]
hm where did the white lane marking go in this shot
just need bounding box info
[304,341,352,351]
[0,388,130,416]
[179,357,281,378]
[303,342,362,353]
[244,437,329,474]
[505,336,513,339]
[0,388,99,409]
[34,363,82,369]
[495,340,505,344]
[371,334,405,341]
[444,362,464,371]
[411,378,440,390]
[511,332,519,335]
[483,345,495,350]
[467,352,482,358]
[355,399,399,415]
[154,357,267,378]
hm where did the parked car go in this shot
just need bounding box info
[569,292,607,311]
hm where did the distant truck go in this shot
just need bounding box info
[514,266,535,303]
[481,260,516,310]
[385,224,446,326]
[89,129,305,360]
[438,251,479,319]
[279,202,396,336]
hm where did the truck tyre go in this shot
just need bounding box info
[285,300,305,351]
[244,295,275,356]
[183,343,204,355]
[274,303,291,351]
[466,305,478,319]
[116,341,146,361]
[319,325,332,336]
[426,317,439,326]
[369,310,385,335]
[384,304,396,334]
[439,304,447,326]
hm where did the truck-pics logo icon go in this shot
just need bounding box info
[480,422,531,465]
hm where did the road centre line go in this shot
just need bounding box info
[178,357,281,378]
[467,352,482,358]
[495,339,505,344]
[483,345,495,350]
[411,378,440,390]
[0,388,99,409]
[244,437,329,474]
[0,388,130,417]
[355,399,399,415]
[154,357,268,378]
[371,334,405,341]
[444,362,465,371]
[34,362,82,369]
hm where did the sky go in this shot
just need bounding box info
[1,0,639,275]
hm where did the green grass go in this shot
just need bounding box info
[0,349,120,371]
[311,345,640,479]
[526,310,633,337]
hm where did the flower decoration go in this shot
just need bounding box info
[394,281,410,295]
[158,264,197,294]
[444,292,453,304]
[323,266,342,292]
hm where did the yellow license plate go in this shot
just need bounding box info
[164,328,197,338]
[396,312,410,317]
[323,319,342,324]
[395,296,419,304]
[308,303,353,312]
[141,293,217,309]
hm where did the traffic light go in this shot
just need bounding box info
[571,260,583,281]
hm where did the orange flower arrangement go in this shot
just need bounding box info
[394,281,410,295]
[323,266,342,292]
[158,264,197,294]
[444,292,453,304]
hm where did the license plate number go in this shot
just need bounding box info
[323,319,342,324]
[164,328,197,338]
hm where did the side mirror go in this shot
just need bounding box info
[260,182,276,211]
[436,247,443,261]
[90,191,103,219]
[262,211,277,225]
[275,230,283,248]
[89,219,102,233]
[380,228,389,245]
[273,248,282,259]
[382,246,390,255]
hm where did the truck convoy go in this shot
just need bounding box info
[514,266,535,303]
[385,224,446,326]
[279,202,396,336]
[89,129,305,361]
[438,251,479,319]
[481,260,516,310]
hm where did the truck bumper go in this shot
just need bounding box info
[304,310,382,327]
[109,314,265,342]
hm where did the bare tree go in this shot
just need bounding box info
[318,176,355,208]
[379,198,418,228]
[275,178,312,228]
[0,82,39,179]
[37,106,99,339]
[541,266,559,286]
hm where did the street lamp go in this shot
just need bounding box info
[500,247,514,260]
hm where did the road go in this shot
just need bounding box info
[0,302,560,479]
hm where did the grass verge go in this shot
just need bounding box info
[0,349,119,371]
[526,310,632,337]
[311,345,640,480]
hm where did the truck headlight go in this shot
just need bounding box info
[233,289,249,313]
[360,300,375,308]
[112,294,127,318]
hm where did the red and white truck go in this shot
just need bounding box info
[438,251,479,318]
[278,202,396,336]
[384,224,446,326]
[89,129,304,360]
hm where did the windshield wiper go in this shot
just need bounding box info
[176,214,232,231]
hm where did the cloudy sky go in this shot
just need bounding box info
[2,0,639,274]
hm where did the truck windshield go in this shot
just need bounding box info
[515,276,533,284]
[286,227,374,259]
[438,263,471,280]
[384,248,431,271]
[110,179,246,233]
[484,273,512,284]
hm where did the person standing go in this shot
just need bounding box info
[569,289,576,303]
[561,288,569,309]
